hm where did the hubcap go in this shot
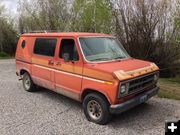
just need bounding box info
[87,100,102,120]
[24,75,30,90]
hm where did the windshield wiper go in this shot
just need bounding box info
[114,56,125,59]
[91,58,112,61]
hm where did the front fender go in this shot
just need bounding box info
[81,77,119,104]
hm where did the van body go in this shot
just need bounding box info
[16,32,159,124]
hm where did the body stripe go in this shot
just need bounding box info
[33,64,111,84]
[33,64,82,78]
[16,59,32,64]
[83,76,106,83]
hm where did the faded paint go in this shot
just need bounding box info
[16,32,159,105]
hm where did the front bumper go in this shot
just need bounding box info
[110,87,159,114]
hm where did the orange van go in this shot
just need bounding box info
[16,32,159,124]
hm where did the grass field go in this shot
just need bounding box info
[158,78,180,100]
[0,57,14,59]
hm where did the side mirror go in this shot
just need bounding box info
[63,53,70,62]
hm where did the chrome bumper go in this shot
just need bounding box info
[110,87,159,114]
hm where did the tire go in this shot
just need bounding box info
[83,93,112,125]
[22,72,37,92]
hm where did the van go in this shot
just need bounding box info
[16,32,159,125]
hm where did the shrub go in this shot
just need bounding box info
[0,52,9,58]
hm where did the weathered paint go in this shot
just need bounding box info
[16,32,159,105]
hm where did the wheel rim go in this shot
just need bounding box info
[24,75,31,90]
[87,100,102,120]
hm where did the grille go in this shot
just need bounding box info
[128,73,155,94]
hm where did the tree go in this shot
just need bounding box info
[71,0,113,33]
[0,4,5,52]
[111,0,180,77]
[0,3,17,55]
[18,0,70,32]
[174,1,180,41]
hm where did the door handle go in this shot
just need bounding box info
[56,61,61,66]
[48,60,54,65]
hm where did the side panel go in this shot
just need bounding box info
[16,60,31,76]
[15,36,34,63]
[15,36,34,75]
[31,37,57,90]
[31,64,55,90]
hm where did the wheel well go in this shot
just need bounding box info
[81,89,110,105]
[20,69,28,75]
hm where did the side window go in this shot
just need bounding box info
[21,40,26,49]
[59,39,79,61]
[34,38,57,57]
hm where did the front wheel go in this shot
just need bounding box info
[22,72,37,92]
[83,93,111,125]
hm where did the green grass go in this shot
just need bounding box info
[160,78,180,84]
[0,52,14,59]
[158,78,180,100]
[0,57,14,59]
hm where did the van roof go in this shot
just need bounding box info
[21,32,112,37]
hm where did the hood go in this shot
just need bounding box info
[86,58,159,81]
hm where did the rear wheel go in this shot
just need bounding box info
[22,72,37,92]
[83,93,111,125]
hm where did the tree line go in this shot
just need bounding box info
[0,0,180,77]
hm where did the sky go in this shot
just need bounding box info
[1,0,18,15]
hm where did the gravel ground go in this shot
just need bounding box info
[0,59,180,135]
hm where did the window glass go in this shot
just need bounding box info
[21,40,26,49]
[34,38,57,57]
[59,39,79,61]
[79,37,129,62]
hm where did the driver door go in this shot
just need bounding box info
[54,38,83,100]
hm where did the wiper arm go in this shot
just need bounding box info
[114,56,125,59]
[91,58,111,61]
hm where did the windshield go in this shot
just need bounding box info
[79,37,130,62]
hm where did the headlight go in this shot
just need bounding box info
[119,83,129,97]
[154,74,158,81]
[120,85,126,94]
